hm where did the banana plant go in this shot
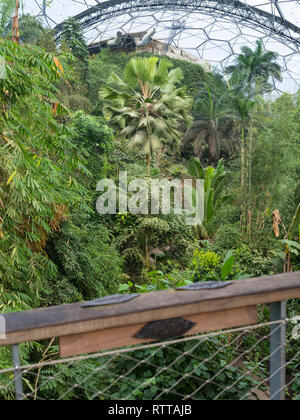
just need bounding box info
[188,157,232,234]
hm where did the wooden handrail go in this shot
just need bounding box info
[0,271,299,350]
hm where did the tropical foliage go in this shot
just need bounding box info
[225,39,282,94]
[0,39,90,305]
[184,82,239,165]
[100,57,193,166]
[0,11,299,400]
[188,157,232,235]
[0,0,15,36]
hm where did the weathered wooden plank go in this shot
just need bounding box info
[0,271,299,346]
[60,306,258,357]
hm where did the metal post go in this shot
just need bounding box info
[12,344,24,401]
[270,301,286,400]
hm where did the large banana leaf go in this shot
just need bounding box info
[188,157,205,179]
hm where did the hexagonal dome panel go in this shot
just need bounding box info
[25,0,300,92]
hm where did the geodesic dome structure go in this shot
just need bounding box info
[25,0,300,93]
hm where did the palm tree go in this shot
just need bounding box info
[183,82,239,166]
[100,57,193,167]
[225,41,283,226]
[225,40,282,93]
[18,14,45,45]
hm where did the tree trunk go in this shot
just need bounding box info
[241,127,245,191]
[208,133,214,166]
[240,127,246,228]
[247,124,253,235]
[12,0,20,44]
[208,124,218,166]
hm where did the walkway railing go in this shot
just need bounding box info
[0,272,299,400]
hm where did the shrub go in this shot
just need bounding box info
[192,250,221,282]
[46,221,123,304]
[72,111,115,154]
[234,244,283,277]
[214,224,244,250]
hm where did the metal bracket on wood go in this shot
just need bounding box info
[176,281,233,291]
[81,294,140,308]
[270,301,286,401]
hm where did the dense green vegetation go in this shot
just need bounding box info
[0,8,299,400]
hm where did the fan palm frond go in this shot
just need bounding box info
[100,57,193,167]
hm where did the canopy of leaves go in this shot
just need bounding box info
[100,56,193,164]
[0,40,89,305]
[0,0,15,36]
[0,22,298,400]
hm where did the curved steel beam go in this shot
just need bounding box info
[54,0,300,50]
